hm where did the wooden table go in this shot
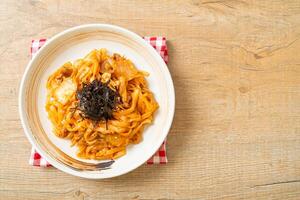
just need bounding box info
[1,0,300,199]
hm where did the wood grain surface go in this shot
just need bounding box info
[0,0,300,199]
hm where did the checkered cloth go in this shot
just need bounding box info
[29,37,168,167]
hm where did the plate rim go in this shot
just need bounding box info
[19,24,175,179]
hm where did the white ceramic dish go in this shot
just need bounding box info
[19,24,175,179]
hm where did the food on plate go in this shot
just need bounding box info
[46,49,158,160]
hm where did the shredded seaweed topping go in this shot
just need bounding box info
[76,80,119,124]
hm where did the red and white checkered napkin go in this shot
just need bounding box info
[29,36,168,167]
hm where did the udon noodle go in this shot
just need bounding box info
[46,49,158,160]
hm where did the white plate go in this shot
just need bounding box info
[19,24,175,179]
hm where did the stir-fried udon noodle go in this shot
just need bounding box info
[46,49,158,160]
